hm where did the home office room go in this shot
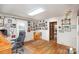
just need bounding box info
[0,4,79,54]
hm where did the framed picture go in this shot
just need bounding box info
[0,18,4,27]
[65,19,71,25]
[8,19,12,23]
[62,18,71,25]
[10,24,16,28]
[63,25,71,32]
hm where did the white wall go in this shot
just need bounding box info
[26,31,34,41]
[35,17,57,41]
[16,19,35,41]
[0,14,33,42]
[16,19,30,42]
[57,16,77,48]
[25,17,57,41]
[33,16,77,49]
[77,16,79,54]
[0,15,18,41]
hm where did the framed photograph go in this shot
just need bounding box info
[62,18,71,25]
[8,19,12,23]
[65,19,71,25]
[0,18,4,27]
[63,25,71,32]
[59,28,64,33]
[10,24,16,28]
[45,27,48,30]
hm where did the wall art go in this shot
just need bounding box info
[0,18,4,27]
[8,19,12,23]
[10,24,16,28]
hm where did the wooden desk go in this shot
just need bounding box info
[0,44,12,54]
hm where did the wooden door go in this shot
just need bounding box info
[49,22,57,41]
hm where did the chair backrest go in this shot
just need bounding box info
[16,31,26,42]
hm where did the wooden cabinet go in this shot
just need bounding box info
[33,32,42,40]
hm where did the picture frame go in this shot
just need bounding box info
[10,24,16,28]
[63,25,71,32]
[8,19,12,23]
[0,18,4,27]
[62,18,71,25]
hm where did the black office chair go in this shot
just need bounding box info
[12,31,26,54]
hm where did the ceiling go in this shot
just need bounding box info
[0,4,79,20]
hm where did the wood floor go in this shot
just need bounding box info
[24,40,76,54]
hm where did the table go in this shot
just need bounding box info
[0,44,12,54]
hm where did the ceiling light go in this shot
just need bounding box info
[28,8,45,16]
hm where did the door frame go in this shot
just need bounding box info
[49,22,57,41]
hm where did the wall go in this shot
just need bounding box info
[25,17,57,41]
[0,15,18,42]
[77,16,79,54]
[32,16,77,49]
[0,14,29,42]
[57,16,77,48]
[35,17,57,41]
[0,14,34,42]
[16,19,28,42]
[14,19,37,42]
[36,16,77,49]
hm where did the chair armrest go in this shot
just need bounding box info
[11,39,16,41]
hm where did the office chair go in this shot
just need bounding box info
[12,31,26,54]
